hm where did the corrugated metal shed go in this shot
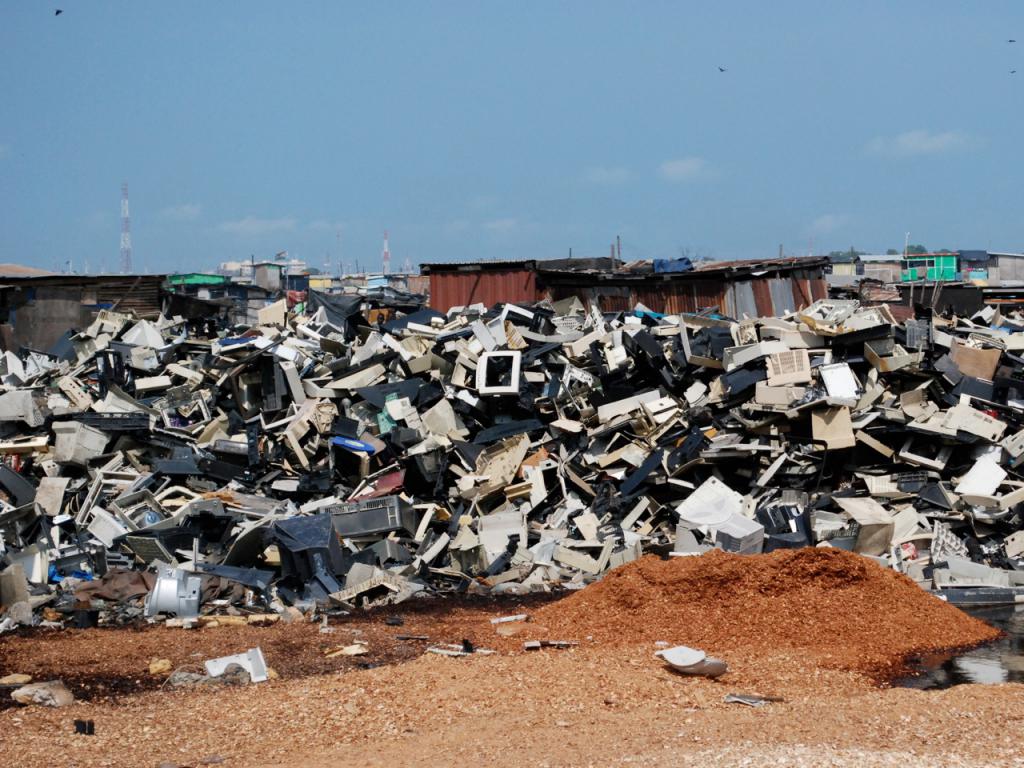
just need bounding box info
[95,275,163,318]
[0,273,166,352]
[540,257,828,318]
[422,261,537,310]
[422,256,827,317]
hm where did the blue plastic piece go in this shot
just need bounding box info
[330,436,377,454]
[49,564,93,583]
[653,257,694,273]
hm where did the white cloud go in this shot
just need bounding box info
[218,216,297,237]
[658,157,707,182]
[308,219,347,233]
[482,217,519,234]
[584,165,630,185]
[865,129,970,157]
[160,203,201,221]
[806,213,849,236]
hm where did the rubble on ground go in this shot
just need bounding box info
[10,679,74,707]
[1,295,1024,631]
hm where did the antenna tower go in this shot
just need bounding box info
[381,230,391,275]
[120,182,133,273]
[336,229,342,276]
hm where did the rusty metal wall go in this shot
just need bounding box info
[751,279,773,316]
[810,276,827,302]
[545,285,630,312]
[548,279,727,315]
[522,271,822,317]
[790,270,826,308]
[632,280,726,315]
[595,290,633,313]
[428,269,537,311]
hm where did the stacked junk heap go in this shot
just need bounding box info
[3,292,1024,631]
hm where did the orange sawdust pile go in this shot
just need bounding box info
[531,548,1000,676]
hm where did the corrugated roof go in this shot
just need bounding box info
[693,256,825,271]
[420,259,536,273]
[422,254,827,277]
[0,263,57,278]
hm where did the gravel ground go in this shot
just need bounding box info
[3,644,1023,768]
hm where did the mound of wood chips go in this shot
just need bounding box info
[530,548,1001,677]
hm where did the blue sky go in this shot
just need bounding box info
[1,2,1022,274]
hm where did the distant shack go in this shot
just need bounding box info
[422,256,828,316]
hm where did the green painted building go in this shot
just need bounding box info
[899,253,959,282]
[166,273,230,287]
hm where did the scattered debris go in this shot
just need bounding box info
[523,639,578,650]
[723,692,784,707]
[325,643,369,658]
[10,680,75,707]
[655,646,728,678]
[426,643,495,657]
[490,614,529,624]
[204,647,268,683]
[0,673,32,685]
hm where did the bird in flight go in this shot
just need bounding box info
[1010,39,1016,43]
[1013,70,1018,74]
[55,8,63,14]
[718,66,727,73]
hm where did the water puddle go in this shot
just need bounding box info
[897,605,1024,689]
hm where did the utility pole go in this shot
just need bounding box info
[904,231,912,306]
[616,235,622,266]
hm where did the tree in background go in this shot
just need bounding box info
[827,247,863,259]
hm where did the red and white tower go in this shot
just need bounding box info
[120,182,133,273]
[381,230,391,275]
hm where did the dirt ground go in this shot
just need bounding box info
[1,600,1022,768]
[2,552,1022,767]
